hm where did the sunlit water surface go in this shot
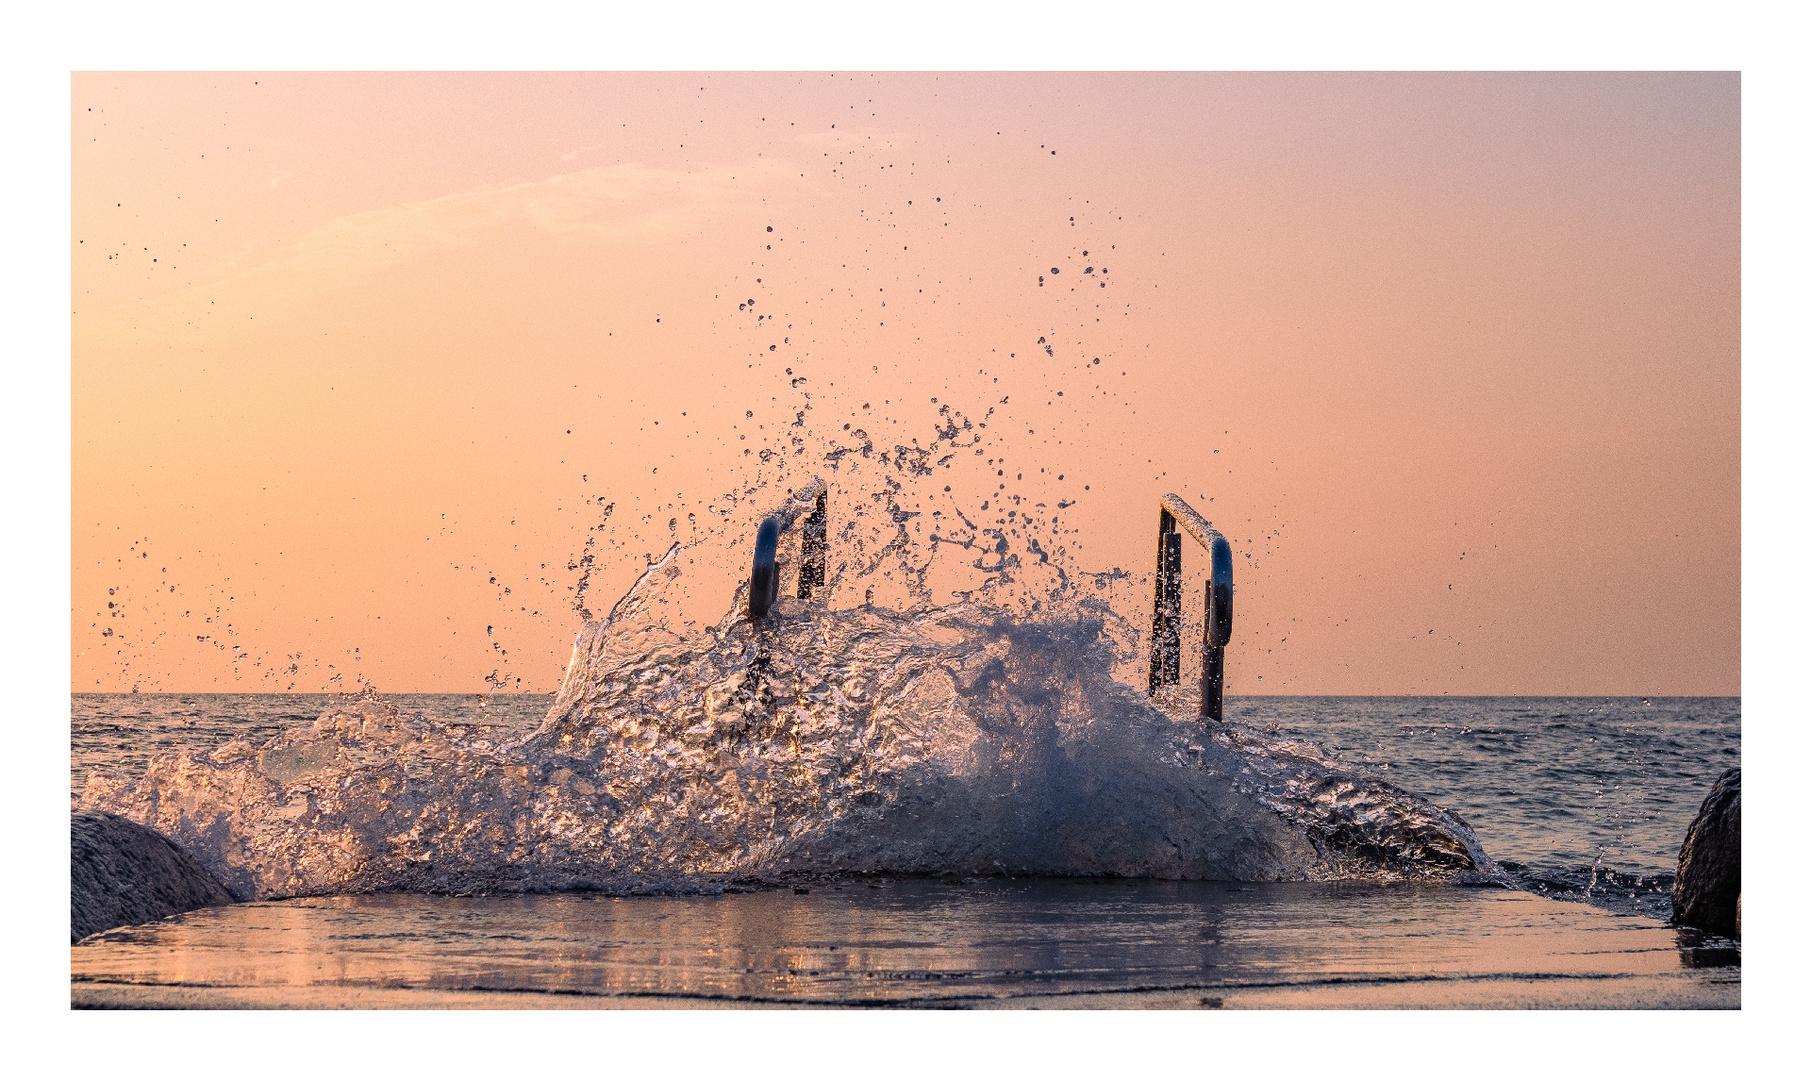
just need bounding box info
[71,878,1739,1009]
[73,692,1736,919]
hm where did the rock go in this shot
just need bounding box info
[1672,768,1740,937]
[72,812,235,944]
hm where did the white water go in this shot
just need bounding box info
[81,546,1504,900]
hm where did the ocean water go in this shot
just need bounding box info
[71,879,1741,1009]
[71,556,1740,1013]
[1223,695,1739,919]
[70,692,550,804]
[72,690,1737,921]
[76,585,1513,902]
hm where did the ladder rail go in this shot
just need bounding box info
[747,476,829,619]
[749,480,1233,723]
[1147,493,1235,720]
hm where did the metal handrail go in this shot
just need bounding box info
[1147,493,1234,720]
[746,481,1231,721]
[747,476,828,619]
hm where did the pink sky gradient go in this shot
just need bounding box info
[72,72,1739,695]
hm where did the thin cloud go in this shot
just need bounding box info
[129,159,804,326]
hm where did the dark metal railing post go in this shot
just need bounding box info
[1146,493,1235,721]
[749,518,781,618]
[747,477,829,620]
[798,488,827,599]
[1201,529,1234,721]
[1147,511,1182,692]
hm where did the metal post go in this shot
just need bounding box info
[1148,510,1182,693]
[747,477,828,620]
[798,489,827,599]
[1201,533,1233,722]
[1146,493,1235,721]
[749,518,781,618]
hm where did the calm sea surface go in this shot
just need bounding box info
[71,693,1739,921]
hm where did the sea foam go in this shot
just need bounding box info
[80,543,1505,900]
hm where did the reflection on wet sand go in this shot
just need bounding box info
[72,879,1738,1009]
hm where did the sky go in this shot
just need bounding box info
[71,71,1741,695]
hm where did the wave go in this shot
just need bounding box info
[79,545,1507,900]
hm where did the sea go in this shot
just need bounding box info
[71,692,1738,922]
[70,687,1740,1007]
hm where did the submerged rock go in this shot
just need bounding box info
[1673,767,1740,937]
[71,812,234,942]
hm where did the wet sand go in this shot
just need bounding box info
[71,879,1739,1009]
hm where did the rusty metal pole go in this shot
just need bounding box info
[1148,509,1182,693]
[1147,494,1234,720]
[798,489,827,599]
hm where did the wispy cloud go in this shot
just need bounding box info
[126,159,805,326]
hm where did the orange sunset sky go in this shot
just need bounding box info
[71,71,1740,696]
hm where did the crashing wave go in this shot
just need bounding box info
[79,544,1507,900]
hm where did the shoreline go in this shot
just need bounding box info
[70,879,1739,1010]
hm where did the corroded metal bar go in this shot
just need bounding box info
[1147,493,1235,721]
[1159,492,1221,554]
[1147,513,1182,692]
[748,477,828,620]
[798,489,827,599]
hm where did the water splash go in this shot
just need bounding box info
[80,551,1506,900]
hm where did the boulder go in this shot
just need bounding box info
[1672,767,1740,938]
[72,812,235,944]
